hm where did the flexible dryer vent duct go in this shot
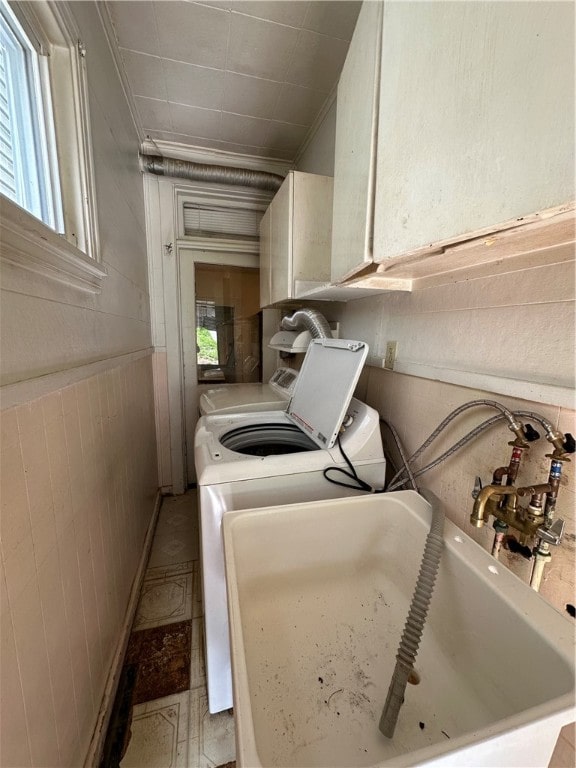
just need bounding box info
[281,309,333,339]
[140,154,284,192]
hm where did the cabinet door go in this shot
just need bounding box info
[292,172,332,292]
[331,0,383,284]
[259,206,271,308]
[373,1,575,262]
[269,173,293,304]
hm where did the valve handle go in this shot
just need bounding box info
[563,433,576,454]
[523,423,540,442]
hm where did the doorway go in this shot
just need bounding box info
[194,263,261,385]
[179,248,260,482]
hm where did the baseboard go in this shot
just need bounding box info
[83,489,163,767]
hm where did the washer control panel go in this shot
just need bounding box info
[268,367,298,397]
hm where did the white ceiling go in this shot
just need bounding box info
[105,1,361,162]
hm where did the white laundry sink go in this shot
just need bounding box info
[222,491,575,768]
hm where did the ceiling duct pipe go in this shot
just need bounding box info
[140,154,284,192]
[281,309,333,339]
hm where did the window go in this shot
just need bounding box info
[0,0,104,292]
[0,0,62,229]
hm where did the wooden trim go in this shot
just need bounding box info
[177,236,259,255]
[96,2,141,140]
[411,241,574,291]
[20,0,102,261]
[0,348,153,409]
[366,359,575,410]
[336,204,575,290]
[380,204,575,277]
[0,197,107,293]
[294,278,411,300]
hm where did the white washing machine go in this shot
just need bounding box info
[194,339,386,713]
[198,367,298,416]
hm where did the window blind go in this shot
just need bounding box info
[0,42,17,199]
[183,202,263,239]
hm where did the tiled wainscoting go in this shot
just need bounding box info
[115,492,236,768]
[0,354,158,767]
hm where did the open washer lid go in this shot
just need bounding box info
[287,338,368,449]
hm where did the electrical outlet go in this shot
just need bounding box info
[384,341,397,370]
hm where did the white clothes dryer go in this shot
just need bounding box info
[194,339,386,713]
[198,367,298,416]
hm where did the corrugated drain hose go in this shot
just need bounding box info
[379,489,444,738]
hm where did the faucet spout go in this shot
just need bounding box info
[470,485,517,528]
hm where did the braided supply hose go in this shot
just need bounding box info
[379,489,445,738]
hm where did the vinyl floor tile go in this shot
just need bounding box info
[188,688,235,768]
[134,572,193,630]
[145,559,195,581]
[145,491,200,575]
[146,532,198,574]
[120,691,190,768]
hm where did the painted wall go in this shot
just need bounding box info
[295,99,336,177]
[338,258,575,405]
[0,3,158,766]
[0,4,151,386]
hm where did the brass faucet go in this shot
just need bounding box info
[468,424,569,538]
[470,424,574,590]
[470,485,517,528]
[470,483,546,537]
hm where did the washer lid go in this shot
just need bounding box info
[287,338,368,449]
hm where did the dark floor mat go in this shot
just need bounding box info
[125,620,192,705]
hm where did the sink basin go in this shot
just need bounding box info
[222,491,575,768]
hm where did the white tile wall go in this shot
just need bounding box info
[0,355,158,766]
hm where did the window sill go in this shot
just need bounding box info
[0,197,107,293]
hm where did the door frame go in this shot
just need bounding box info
[150,177,274,493]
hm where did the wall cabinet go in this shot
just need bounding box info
[259,171,333,307]
[331,0,575,287]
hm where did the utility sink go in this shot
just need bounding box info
[222,491,575,768]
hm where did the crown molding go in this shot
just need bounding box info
[97,2,142,141]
